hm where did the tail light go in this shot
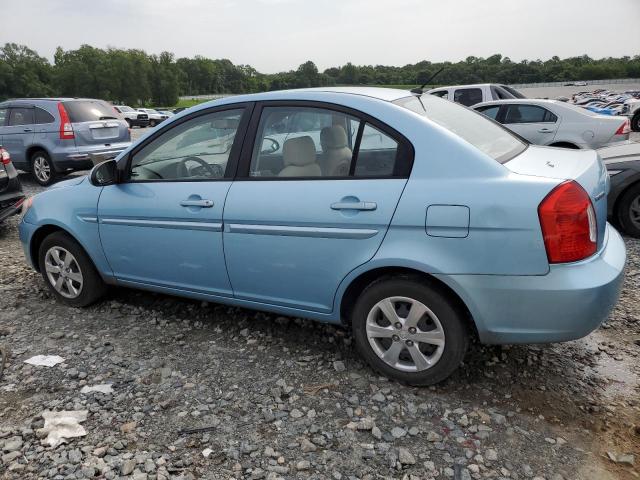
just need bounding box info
[538,181,597,263]
[615,118,630,136]
[0,147,10,166]
[57,102,75,140]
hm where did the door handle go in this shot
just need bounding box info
[538,128,553,133]
[23,128,33,132]
[180,199,214,208]
[331,201,377,211]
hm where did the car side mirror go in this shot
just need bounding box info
[89,159,118,186]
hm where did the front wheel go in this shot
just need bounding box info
[31,150,57,186]
[351,277,468,386]
[617,183,640,238]
[38,232,107,307]
[149,119,157,127]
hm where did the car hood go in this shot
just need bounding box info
[48,176,86,190]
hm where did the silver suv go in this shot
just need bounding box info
[0,98,131,185]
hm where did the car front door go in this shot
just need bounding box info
[502,104,559,145]
[97,105,252,297]
[4,106,35,169]
[222,103,413,313]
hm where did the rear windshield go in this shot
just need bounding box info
[118,106,134,112]
[63,100,118,123]
[500,85,526,99]
[394,95,527,164]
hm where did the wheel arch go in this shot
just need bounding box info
[337,265,478,340]
[549,141,580,149]
[25,145,51,166]
[613,178,640,225]
[29,224,99,276]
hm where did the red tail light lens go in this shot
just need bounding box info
[615,119,630,135]
[538,180,597,263]
[57,102,75,140]
[0,147,10,165]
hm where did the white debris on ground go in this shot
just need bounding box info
[23,355,64,367]
[37,410,88,448]
[80,384,114,395]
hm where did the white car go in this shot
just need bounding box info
[474,99,630,149]
[137,108,169,127]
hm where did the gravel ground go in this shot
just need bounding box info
[0,128,638,479]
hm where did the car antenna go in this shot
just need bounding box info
[410,67,445,95]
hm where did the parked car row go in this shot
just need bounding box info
[563,89,640,131]
[16,87,626,385]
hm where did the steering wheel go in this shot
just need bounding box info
[177,156,221,178]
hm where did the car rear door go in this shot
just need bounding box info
[222,102,413,313]
[98,105,252,296]
[502,104,559,145]
[3,105,35,169]
[62,100,129,147]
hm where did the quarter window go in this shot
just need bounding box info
[504,105,557,124]
[129,109,244,181]
[453,88,483,106]
[0,108,6,125]
[354,124,399,177]
[35,107,55,124]
[476,105,501,120]
[8,107,34,126]
[429,90,449,99]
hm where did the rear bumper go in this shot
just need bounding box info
[0,190,25,223]
[52,143,130,171]
[437,223,626,344]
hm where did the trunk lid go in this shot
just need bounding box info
[505,145,609,249]
[63,100,130,147]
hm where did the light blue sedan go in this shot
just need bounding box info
[18,87,626,385]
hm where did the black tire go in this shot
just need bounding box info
[351,277,469,386]
[631,113,640,133]
[38,231,107,307]
[30,150,57,186]
[149,119,157,127]
[617,183,640,238]
[125,118,132,128]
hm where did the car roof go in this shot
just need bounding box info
[598,141,640,162]
[428,84,498,91]
[475,99,557,107]
[225,87,412,103]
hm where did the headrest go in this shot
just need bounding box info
[320,125,348,150]
[283,136,316,166]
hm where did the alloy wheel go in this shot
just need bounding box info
[366,296,445,372]
[33,155,51,183]
[44,246,84,299]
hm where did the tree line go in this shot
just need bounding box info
[1,43,639,107]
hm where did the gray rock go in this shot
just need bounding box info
[391,427,407,439]
[398,447,416,465]
[121,458,136,475]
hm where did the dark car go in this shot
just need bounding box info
[601,142,640,237]
[0,146,25,223]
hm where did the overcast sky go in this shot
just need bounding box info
[4,0,640,73]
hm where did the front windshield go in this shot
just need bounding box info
[394,95,527,164]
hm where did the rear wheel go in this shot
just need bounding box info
[31,150,57,186]
[617,183,640,238]
[631,113,640,133]
[38,231,106,307]
[149,119,157,127]
[351,277,468,385]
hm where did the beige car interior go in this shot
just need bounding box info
[320,125,352,176]
[279,136,322,177]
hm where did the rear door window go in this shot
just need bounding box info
[8,107,34,126]
[62,101,118,123]
[453,88,483,107]
[35,107,55,124]
[504,105,556,124]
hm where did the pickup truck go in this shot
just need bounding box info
[426,83,526,107]
[113,106,150,128]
